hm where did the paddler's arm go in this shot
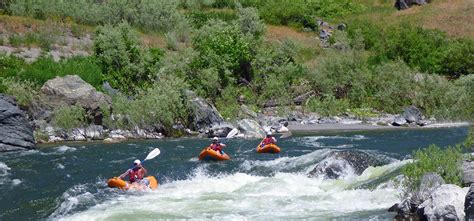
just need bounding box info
[118,169,130,179]
[142,167,148,176]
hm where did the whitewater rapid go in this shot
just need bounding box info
[52,150,408,220]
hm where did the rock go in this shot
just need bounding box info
[392,116,408,126]
[308,150,386,179]
[402,106,424,124]
[40,75,111,125]
[102,81,120,96]
[208,123,234,138]
[318,117,341,124]
[239,105,258,119]
[389,199,417,219]
[413,173,446,205]
[0,94,36,151]
[237,119,265,138]
[395,0,428,10]
[419,184,468,221]
[337,23,347,31]
[185,90,224,130]
[463,160,474,186]
[465,184,474,220]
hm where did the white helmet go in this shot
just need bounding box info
[266,132,272,136]
[133,159,141,165]
[212,137,219,141]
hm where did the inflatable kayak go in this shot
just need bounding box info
[256,143,281,153]
[107,176,158,191]
[199,147,230,161]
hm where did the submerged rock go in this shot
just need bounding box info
[185,90,224,131]
[0,94,35,151]
[308,150,386,179]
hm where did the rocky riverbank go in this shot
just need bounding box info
[0,74,469,150]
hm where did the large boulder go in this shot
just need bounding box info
[185,90,224,131]
[465,184,474,220]
[237,119,265,138]
[463,160,474,186]
[0,94,35,151]
[392,106,426,126]
[419,184,468,221]
[40,75,111,124]
[308,150,386,179]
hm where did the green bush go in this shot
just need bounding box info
[9,0,184,33]
[402,144,463,189]
[193,19,254,84]
[52,105,88,130]
[94,22,149,93]
[105,75,190,130]
[185,10,237,28]
[165,32,179,51]
[236,6,265,39]
[307,94,350,116]
[215,85,241,119]
[0,77,38,108]
[0,54,24,78]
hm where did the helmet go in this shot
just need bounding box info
[133,159,141,165]
[266,132,272,136]
[212,137,219,141]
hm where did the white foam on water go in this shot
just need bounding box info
[11,179,22,186]
[424,122,470,128]
[56,146,77,153]
[0,162,11,185]
[57,163,66,169]
[54,160,405,221]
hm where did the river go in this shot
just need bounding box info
[0,127,468,220]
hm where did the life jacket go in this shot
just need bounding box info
[210,143,223,152]
[262,137,275,146]
[128,168,144,183]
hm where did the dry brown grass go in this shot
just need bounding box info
[350,0,474,39]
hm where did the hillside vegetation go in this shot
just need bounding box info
[0,0,473,131]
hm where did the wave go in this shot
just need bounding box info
[52,160,405,221]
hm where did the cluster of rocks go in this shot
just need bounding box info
[389,173,468,220]
[0,94,35,152]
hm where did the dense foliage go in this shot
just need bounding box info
[402,144,464,189]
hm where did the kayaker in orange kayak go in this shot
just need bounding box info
[119,159,148,184]
[260,132,277,147]
[210,137,226,155]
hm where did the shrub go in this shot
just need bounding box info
[236,6,265,39]
[307,94,350,116]
[0,54,24,78]
[193,19,254,84]
[9,0,184,33]
[0,77,38,108]
[402,144,463,190]
[52,105,88,130]
[215,85,240,119]
[94,22,148,93]
[165,32,179,51]
[185,10,237,28]
[106,75,190,130]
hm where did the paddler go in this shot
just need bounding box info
[209,137,226,155]
[119,159,148,184]
[260,132,277,147]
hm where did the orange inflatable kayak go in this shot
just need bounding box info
[107,176,158,191]
[199,147,230,161]
[256,143,281,153]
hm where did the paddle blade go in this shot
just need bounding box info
[144,148,161,161]
[280,131,292,139]
[226,128,239,139]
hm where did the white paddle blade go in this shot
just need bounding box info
[280,131,292,139]
[144,148,161,161]
[226,128,239,139]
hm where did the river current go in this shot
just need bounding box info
[0,127,468,220]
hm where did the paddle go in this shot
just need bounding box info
[220,128,239,144]
[121,148,161,176]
